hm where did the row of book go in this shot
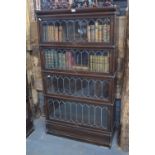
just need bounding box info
[42,22,110,43]
[45,50,109,72]
[87,22,110,43]
[45,49,74,69]
[89,55,109,72]
[43,25,63,42]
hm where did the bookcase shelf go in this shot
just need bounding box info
[39,43,116,48]
[36,6,117,147]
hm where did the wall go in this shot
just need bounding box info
[26,0,43,116]
[119,10,129,151]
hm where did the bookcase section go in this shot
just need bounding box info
[41,48,116,74]
[43,73,115,103]
[47,97,111,131]
[40,16,114,44]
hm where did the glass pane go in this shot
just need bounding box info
[41,17,111,43]
[46,75,111,100]
[48,98,109,129]
[44,48,110,73]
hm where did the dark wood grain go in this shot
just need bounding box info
[36,7,117,147]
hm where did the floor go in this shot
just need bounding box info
[26,117,129,155]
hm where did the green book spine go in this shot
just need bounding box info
[98,25,102,42]
[106,24,110,43]
[58,52,62,69]
[62,53,66,69]
[50,49,54,68]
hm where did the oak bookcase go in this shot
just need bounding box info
[36,3,117,147]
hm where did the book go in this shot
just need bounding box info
[90,24,95,42]
[90,55,93,71]
[95,22,99,42]
[104,56,109,72]
[89,55,109,72]
[45,50,54,68]
[43,25,47,42]
[62,53,66,69]
[47,26,52,42]
[48,25,54,42]
[58,26,63,42]
[87,25,91,42]
[102,24,107,43]
[106,24,110,43]
[72,65,89,70]
[53,50,58,68]
[58,52,66,69]
[66,51,73,69]
[58,52,62,69]
[98,25,102,42]
[102,24,110,43]
[50,49,54,68]
[54,26,59,42]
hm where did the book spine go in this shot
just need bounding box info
[45,50,48,68]
[98,25,102,42]
[95,22,98,42]
[58,53,62,69]
[106,24,110,43]
[53,50,58,68]
[62,53,66,69]
[93,55,96,72]
[42,26,45,42]
[104,56,109,72]
[87,25,91,42]
[100,56,105,72]
[58,26,63,42]
[47,26,50,42]
[96,56,98,72]
[90,25,95,42]
[51,25,54,42]
[54,26,59,42]
[50,50,54,69]
[98,56,102,72]
[102,24,107,43]
[66,51,72,69]
[90,55,93,71]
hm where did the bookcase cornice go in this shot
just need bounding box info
[36,7,117,16]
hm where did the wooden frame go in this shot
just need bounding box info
[36,6,117,147]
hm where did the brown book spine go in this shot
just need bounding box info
[48,25,53,42]
[46,26,49,42]
[51,25,54,42]
[66,51,72,69]
[98,25,102,42]
[102,24,107,43]
[54,26,59,42]
[58,26,63,42]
